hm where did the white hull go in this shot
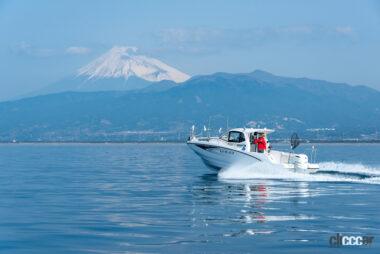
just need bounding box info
[188,142,264,171]
[187,140,319,173]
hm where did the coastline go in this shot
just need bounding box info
[1,140,380,144]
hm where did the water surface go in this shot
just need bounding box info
[0,143,379,253]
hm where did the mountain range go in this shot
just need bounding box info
[1,66,379,141]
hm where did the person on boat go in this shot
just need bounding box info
[254,133,267,153]
[250,132,257,152]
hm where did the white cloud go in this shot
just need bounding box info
[277,25,313,35]
[11,42,55,57]
[11,43,93,57]
[335,26,353,36]
[66,46,91,55]
[155,25,357,54]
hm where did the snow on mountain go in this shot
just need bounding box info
[22,46,189,98]
[78,46,190,83]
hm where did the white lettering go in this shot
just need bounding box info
[342,236,350,245]
[342,236,364,246]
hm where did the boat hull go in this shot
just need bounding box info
[187,142,263,171]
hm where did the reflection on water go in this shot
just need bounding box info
[0,143,379,253]
[192,175,317,229]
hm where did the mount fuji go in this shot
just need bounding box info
[30,46,190,96]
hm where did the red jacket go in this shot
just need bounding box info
[254,137,267,151]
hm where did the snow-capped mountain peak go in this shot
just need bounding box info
[78,46,190,83]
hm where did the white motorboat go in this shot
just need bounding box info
[187,127,319,172]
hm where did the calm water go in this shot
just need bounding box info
[0,143,379,253]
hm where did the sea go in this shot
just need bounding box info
[0,143,379,253]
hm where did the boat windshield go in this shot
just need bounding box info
[220,132,228,141]
[228,131,245,143]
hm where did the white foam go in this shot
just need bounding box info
[218,161,380,185]
[318,162,380,177]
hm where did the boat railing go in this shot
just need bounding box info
[195,136,223,143]
[197,137,210,141]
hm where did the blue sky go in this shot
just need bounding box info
[1,0,380,100]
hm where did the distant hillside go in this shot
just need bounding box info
[1,70,379,141]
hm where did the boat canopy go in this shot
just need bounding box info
[229,128,275,135]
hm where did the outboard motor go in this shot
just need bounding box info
[289,133,309,170]
[289,154,309,170]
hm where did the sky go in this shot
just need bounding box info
[1,0,380,101]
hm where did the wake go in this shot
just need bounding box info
[218,161,380,185]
